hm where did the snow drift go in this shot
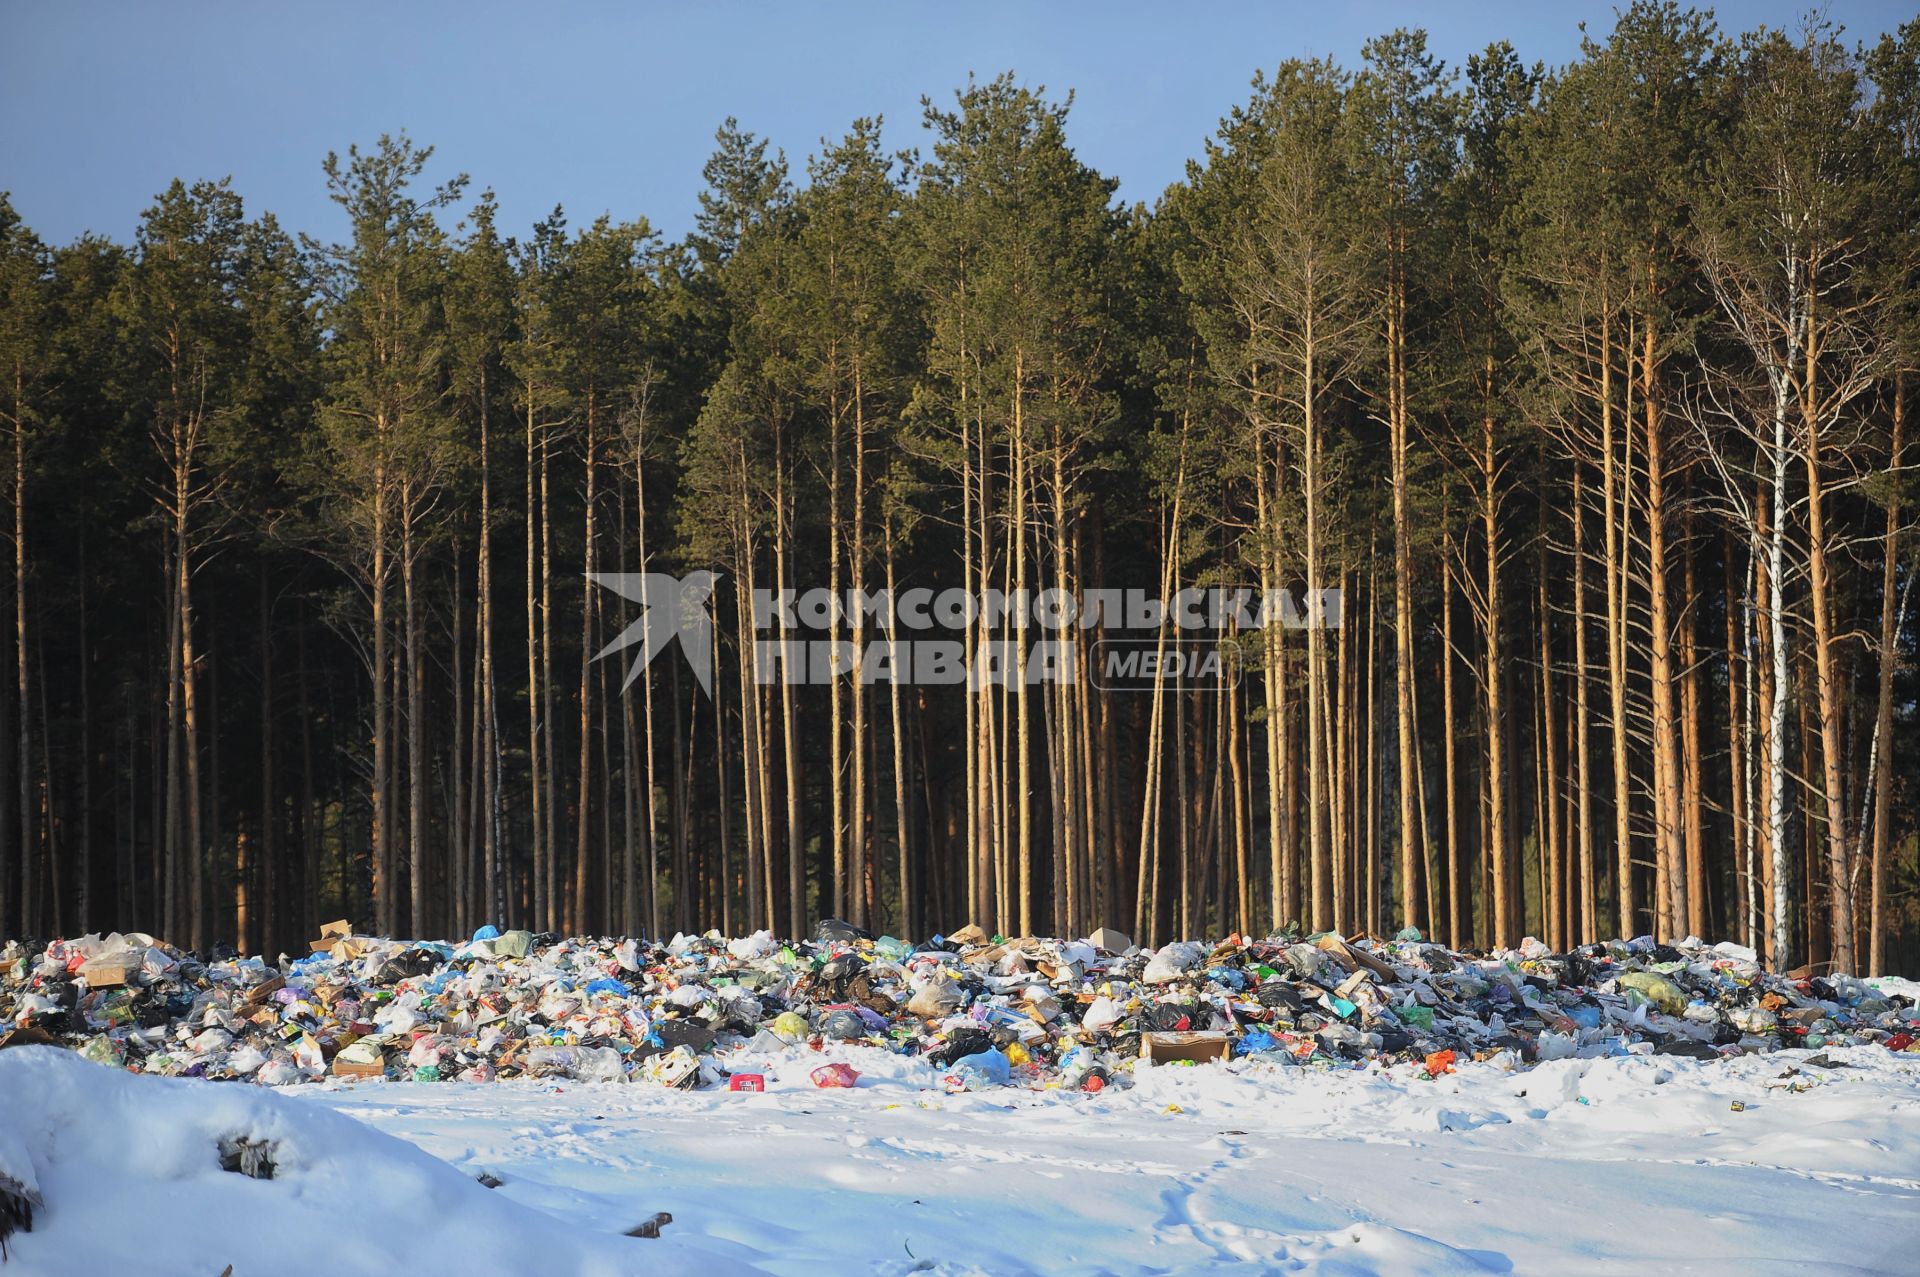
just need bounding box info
[0,1045,754,1277]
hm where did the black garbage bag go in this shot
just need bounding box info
[927,1027,992,1065]
[653,1019,715,1053]
[815,918,874,944]
[1375,1027,1413,1053]
[1140,1002,1207,1033]
[1560,953,1599,988]
[819,954,866,983]
[1256,982,1306,1011]
[374,948,440,984]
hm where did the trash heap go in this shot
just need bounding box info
[3,920,1915,1091]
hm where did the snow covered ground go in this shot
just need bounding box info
[5,1041,1918,1276]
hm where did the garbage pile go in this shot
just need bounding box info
[3,919,1916,1091]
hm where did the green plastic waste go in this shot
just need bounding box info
[79,1034,124,1067]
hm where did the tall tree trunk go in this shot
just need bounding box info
[1802,303,1855,974]
[451,545,469,939]
[77,527,91,934]
[1135,421,1186,944]
[480,368,503,925]
[1537,526,1563,950]
[575,394,599,934]
[1643,312,1684,940]
[370,464,390,936]
[1757,481,1788,968]
[828,376,847,920]
[297,611,317,941]
[1869,375,1904,974]
[13,407,27,939]
[1603,311,1635,940]
[526,399,545,932]
[1727,538,1751,950]
[256,563,274,955]
[1305,336,1332,935]
[776,451,805,940]
[181,507,205,950]
[404,507,428,939]
[1011,357,1033,938]
[850,384,870,930]
[540,427,559,930]
[1390,266,1419,936]
[886,517,912,938]
[1572,466,1597,944]
[635,452,662,937]
[1481,379,1509,947]
[1682,534,1707,940]
[1255,441,1287,931]
[1364,543,1380,933]
[0,375,14,937]
[707,607,729,933]
[1443,528,1461,947]
[671,574,692,933]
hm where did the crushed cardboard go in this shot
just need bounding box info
[1140,1030,1233,1064]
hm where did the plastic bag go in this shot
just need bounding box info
[810,1062,861,1088]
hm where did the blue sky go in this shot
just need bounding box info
[4,1,1913,247]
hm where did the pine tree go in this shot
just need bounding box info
[0,196,51,940]
[306,134,465,937]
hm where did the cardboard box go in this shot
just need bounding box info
[1335,969,1374,1000]
[79,957,135,987]
[1139,1031,1233,1065]
[310,919,358,955]
[244,976,286,1006]
[1313,933,1396,980]
[331,1038,386,1079]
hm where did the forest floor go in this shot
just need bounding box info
[4,1041,1917,1276]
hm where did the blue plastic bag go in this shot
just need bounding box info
[947,1047,1011,1088]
